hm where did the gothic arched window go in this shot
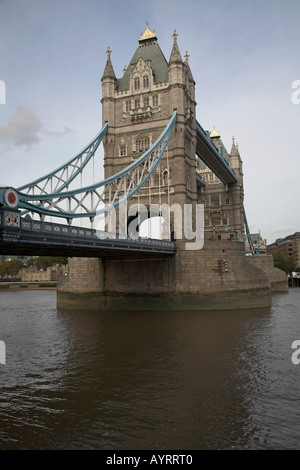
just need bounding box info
[154,173,161,186]
[120,145,126,156]
[136,136,150,152]
[134,78,140,90]
[143,76,149,88]
[153,95,159,107]
[163,169,170,186]
[125,100,131,112]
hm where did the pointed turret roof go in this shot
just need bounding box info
[169,30,183,64]
[230,136,240,156]
[184,50,195,83]
[102,46,116,81]
[117,23,168,91]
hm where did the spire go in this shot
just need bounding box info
[169,29,183,64]
[102,46,116,81]
[230,136,239,156]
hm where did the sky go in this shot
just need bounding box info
[0,0,299,244]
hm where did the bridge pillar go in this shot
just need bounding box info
[56,240,287,311]
[57,257,105,309]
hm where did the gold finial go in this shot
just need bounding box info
[210,126,220,138]
[106,46,111,58]
[140,21,156,41]
[184,51,190,62]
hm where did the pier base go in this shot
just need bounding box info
[57,241,288,311]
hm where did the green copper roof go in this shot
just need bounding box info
[117,39,169,91]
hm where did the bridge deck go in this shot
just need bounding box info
[0,211,176,258]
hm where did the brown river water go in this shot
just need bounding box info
[0,288,300,450]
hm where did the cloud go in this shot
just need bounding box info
[271,226,298,234]
[45,126,74,137]
[0,105,43,147]
[0,106,75,149]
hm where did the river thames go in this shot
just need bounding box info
[0,288,299,450]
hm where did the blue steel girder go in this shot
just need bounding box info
[0,112,177,222]
[196,120,238,185]
[243,207,255,255]
[18,122,108,194]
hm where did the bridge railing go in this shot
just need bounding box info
[19,216,175,249]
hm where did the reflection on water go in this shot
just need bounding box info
[0,289,300,449]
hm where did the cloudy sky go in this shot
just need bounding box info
[0,0,299,244]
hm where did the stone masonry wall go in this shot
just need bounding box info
[57,241,286,310]
[246,255,288,292]
[58,257,104,293]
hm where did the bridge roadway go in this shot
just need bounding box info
[0,210,176,258]
[196,120,238,185]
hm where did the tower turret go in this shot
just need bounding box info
[101,47,117,178]
[168,30,185,114]
[101,46,117,127]
[230,136,243,183]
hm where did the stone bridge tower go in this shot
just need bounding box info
[57,23,288,311]
[101,23,198,239]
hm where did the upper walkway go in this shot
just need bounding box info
[196,120,238,185]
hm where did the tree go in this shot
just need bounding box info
[273,252,296,274]
[25,256,67,269]
[0,259,23,278]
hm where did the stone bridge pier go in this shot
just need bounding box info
[57,240,288,310]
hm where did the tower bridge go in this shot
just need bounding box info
[0,23,288,308]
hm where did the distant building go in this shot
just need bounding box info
[19,265,67,282]
[0,255,29,262]
[249,233,267,255]
[267,232,300,268]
